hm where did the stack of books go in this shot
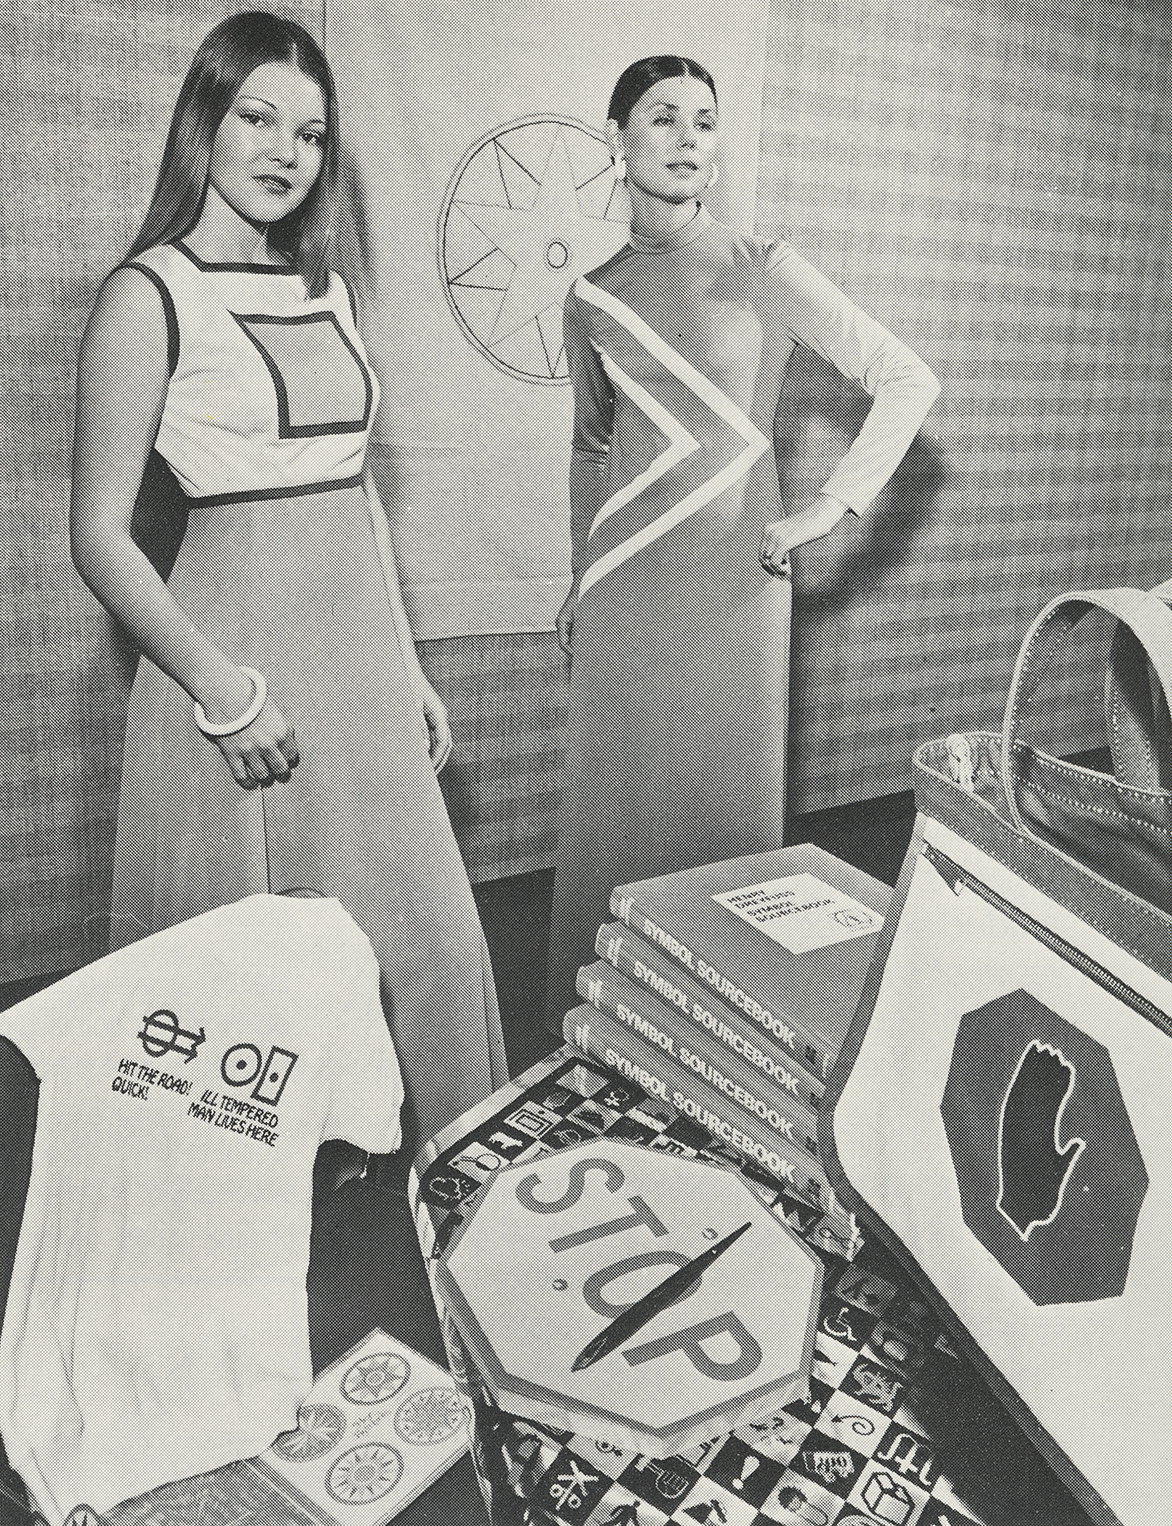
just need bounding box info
[561,844,889,1237]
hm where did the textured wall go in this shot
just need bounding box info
[4,0,1172,982]
[0,3,323,979]
[756,0,1172,809]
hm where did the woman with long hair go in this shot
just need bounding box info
[71,10,506,1151]
[547,55,940,1021]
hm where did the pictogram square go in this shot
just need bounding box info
[862,1322,929,1378]
[760,1469,845,1526]
[869,1423,939,1496]
[421,1165,480,1209]
[532,1447,614,1524]
[702,1434,785,1508]
[848,1459,930,1526]
[834,1268,898,1319]
[568,1435,637,1483]
[476,1122,531,1159]
[782,1377,835,1429]
[505,1100,561,1138]
[818,1300,876,1353]
[734,1413,810,1468]
[841,1358,905,1417]
[619,1455,700,1510]
[561,1064,611,1099]
[810,1333,859,1389]
[790,1435,866,1498]
[674,1476,760,1526]
[606,1115,659,1146]
[585,1482,671,1526]
[813,1390,891,1460]
[538,1084,586,1114]
[567,1102,617,1133]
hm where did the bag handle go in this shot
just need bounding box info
[1107,578,1172,791]
[1001,583,1172,838]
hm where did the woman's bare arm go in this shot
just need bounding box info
[71,267,297,787]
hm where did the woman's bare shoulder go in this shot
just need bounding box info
[79,262,175,389]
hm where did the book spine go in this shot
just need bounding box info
[577,963,820,1161]
[596,924,824,1108]
[562,1004,832,1215]
[609,895,835,1080]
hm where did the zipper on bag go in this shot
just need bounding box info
[922,841,1172,1039]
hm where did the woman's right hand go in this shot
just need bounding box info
[215,699,299,789]
[556,590,576,657]
[197,672,299,789]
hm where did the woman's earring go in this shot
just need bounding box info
[613,153,627,182]
[706,163,719,189]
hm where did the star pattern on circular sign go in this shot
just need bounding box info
[395,1385,470,1445]
[439,116,629,384]
[341,1350,411,1404]
[326,1443,403,1505]
[272,1402,347,1461]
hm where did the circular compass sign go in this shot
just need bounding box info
[439,116,629,384]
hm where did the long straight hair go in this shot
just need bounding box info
[126,11,340,298]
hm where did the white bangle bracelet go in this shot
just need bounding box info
[193,667,267,739]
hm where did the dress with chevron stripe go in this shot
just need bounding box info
[547,205,939,1025]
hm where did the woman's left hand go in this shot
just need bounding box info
[759,494,852,577]
[417,679,453,774]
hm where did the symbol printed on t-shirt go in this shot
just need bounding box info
[221,1041,298,1104]
[138,1008,205,1063]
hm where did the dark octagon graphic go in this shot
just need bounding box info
[940,987,1147,1305]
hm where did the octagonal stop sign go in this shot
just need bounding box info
[435,1137,822,1457]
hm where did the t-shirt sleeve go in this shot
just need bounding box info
[757,239,940,515]
[0,966,91,1082]
[319,933,403,1154]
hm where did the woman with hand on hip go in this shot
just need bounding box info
[547,55,939,1023]
[71,10,506,1150]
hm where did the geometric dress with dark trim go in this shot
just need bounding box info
[547,207,940,1024]
[109,240,507,1148]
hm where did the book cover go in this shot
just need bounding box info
[102,1330,469,1526]
[563,1004,835,1217]
[576,960,820,1160]
[610,845,889,1080]
[595,922,824,1109]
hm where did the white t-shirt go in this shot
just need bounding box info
[0,895,402,1525]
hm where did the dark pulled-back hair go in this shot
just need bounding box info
[126,11,339,297]
[607,55,718,129]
